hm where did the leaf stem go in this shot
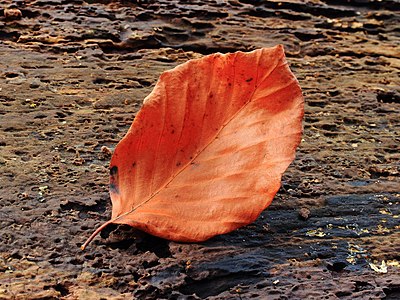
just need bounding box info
[80,220,113,251]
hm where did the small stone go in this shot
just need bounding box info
[299,207,310,220]
[30,79,41,89]
[101,146,113,156]
[4,8,22,20]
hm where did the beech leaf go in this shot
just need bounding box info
[82,45,304,249]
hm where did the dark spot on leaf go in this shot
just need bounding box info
[110,166,119,194]
[110,183,119,194]
[110,166,118,176]
[246,77,253,82]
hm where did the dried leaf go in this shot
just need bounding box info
[379,209,392,215]
[346,257,357,265]
[306,228,326,237]
[387,260,400,268]
[82,45,304,249]
[369,261,387,273]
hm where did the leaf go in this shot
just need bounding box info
[369,261,387,273]
[82,45,304,249]
[306,228,326,237]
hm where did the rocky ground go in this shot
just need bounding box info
[0,0,399,299]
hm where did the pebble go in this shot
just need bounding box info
[298,207,311,220]
[30,79,41,88]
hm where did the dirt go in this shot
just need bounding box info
[0,0,399,299]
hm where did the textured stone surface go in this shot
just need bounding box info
[0,0,399,299]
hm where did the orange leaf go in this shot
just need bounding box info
[82,45,304,249]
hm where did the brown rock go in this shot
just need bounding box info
[298,207,311,220]
[4,8,22,20]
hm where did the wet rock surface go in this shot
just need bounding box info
[0,0,399,299]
